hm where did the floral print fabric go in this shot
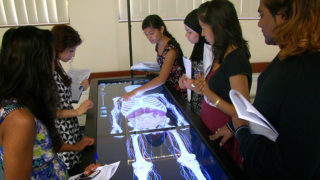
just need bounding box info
[0,103,68,179]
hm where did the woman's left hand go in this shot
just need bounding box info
[76,99,94,115]
[191,74,208,94]
[81,79,90,91]
[74,136,95,151]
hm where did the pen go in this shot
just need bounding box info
[94,152,98,164]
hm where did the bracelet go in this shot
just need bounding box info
[226,122,236,134]
[214,98,220,107]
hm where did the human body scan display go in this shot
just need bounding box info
[95,79,230,180]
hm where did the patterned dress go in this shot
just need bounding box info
[190,60,203,115]
[53,71,82,170]
[156,39,186,97]
[0,102,68,179]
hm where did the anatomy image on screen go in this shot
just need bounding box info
[108,85,211,180]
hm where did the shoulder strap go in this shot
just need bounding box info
[0,103,24,124]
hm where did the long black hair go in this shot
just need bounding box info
[198,0,250,63]
[142,15,184,70]
[0,26,62,152]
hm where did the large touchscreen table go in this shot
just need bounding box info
[82,76,245,180]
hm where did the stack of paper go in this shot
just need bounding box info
[68,161,120,180]
[68,67,91,103]
[130,61,160,72]
[183,56,192,102]
[229,89,279,142]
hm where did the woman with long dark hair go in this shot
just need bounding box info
[0,26,67,179]
[51,24,94,176]
[193,0,252,166]
[120,14,186,101]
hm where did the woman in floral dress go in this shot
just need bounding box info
[120,14,186,101]
[0,26,67,179]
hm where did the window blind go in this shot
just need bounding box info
[118,0,259,22]
[0,0,69,27]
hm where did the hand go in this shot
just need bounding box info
[209,125,234,147]
[74,136,95,151]
[118,90,137,102]
[83,163,101,176]
[178,74,188,89]
[80,79,90,91]
[76,100,94,116]
[179,74,194,89]
[232,115,249,130]
[191,74,207,94]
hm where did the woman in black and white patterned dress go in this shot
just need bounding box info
[51,25,95,176]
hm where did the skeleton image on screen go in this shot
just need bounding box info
[110,92,188,133]
[109,85,211,180]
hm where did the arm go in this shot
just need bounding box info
[121,49,177,101]
[56,99,94,118]
[1,109,35,179]
[59,136,94,152]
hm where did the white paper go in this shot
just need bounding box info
[68,161,120,180]
[183,56,192,102]
[229,89,279,142]
[203,43,214,78]
[130,61,160,72]
[67,67,91,103]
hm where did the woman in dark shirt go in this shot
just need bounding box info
[192,0,252,166]
[231,0,320,179]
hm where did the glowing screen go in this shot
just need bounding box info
[96,79,230,180]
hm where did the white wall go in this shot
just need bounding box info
[0,0,279,73]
